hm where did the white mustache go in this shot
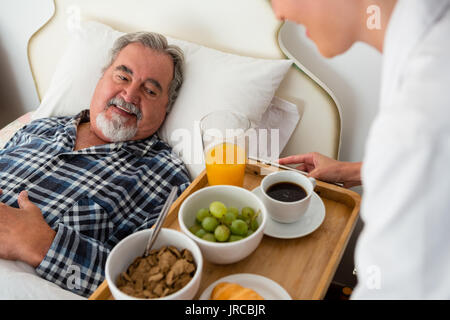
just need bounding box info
[107,97,142,120]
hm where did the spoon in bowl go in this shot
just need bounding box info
[143,186,179,257]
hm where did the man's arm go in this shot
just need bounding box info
[35,221,111,297]
[0,189,108,297]
[0,190,56,267]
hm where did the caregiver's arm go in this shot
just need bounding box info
[278,152,362,188]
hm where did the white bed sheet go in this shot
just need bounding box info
[0,259,85,300]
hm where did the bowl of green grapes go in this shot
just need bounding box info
[178,185,267,264]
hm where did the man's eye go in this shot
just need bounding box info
[117,75,128,81]
[145,88,157,96]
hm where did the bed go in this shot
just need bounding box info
[0,0,342,299]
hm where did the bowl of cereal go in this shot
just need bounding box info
[105,228,203,300]
[178,185,267,264]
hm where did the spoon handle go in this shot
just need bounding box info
[144,186,178,257]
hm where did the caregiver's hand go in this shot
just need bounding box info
[278,152,362,188]
[0,189,56,267]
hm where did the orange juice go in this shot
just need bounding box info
[205,142,246,186]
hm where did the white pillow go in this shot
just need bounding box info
[32,21,293,178]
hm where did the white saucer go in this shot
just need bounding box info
[199,273,292,300]
[252,186,326,239]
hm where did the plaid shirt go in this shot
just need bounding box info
[0,110,191,297]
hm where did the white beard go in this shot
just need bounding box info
[96,111,138,142]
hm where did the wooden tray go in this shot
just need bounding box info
[89,160,360,300]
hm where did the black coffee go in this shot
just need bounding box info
[266,182,307,202]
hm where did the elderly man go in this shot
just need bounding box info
[0,32,190,297]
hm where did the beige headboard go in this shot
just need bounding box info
[28,0,341,159]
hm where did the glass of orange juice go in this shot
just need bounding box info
[200,111,250,187]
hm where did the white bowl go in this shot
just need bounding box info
[105,228,203,300]
[178,185,267,264]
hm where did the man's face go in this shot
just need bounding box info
[90,42,174,142]
[271,0,360,58]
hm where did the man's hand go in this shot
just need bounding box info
[278,152,362,188]
[0,189,56,267]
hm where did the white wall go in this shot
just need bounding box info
[0,4,381,289]
[281,22,382,164]
[0,0,53,127]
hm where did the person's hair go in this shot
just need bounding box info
[103,31,184,113]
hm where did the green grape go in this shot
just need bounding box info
[229,235,244,242]
[230,219,248,236]
[189,223,202,234]
[241,207,255,219]
[195,228,207,238]
[251,219,259,231]
[193,204,259,243]
[209,201,227,219]
[222,211,237,226]
[227,207,239,216]
[214,225,231,242]
[196,208,211,223]
[202,216,219,232]
[202,233,216,242]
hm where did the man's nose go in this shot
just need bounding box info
[121,82,140,105]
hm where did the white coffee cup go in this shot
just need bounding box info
[260,171,316,223]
